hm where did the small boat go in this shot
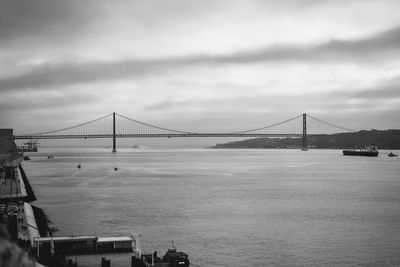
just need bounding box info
[47,155,54,159]
[23,156,30,161]
[388,151,398,157]
[343,145,379,157]
[77,157,81,169]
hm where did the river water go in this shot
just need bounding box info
[23,147,400,266]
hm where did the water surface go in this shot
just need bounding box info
[23,148,400,266]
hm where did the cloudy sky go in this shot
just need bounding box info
[1,0,400,135]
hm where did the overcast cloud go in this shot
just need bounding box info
[1,0,400,135]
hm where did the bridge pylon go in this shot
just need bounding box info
[302,113,308,151]
[112,112,117,153]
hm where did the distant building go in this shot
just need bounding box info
[0,129,17,156]
[0,129,21,179]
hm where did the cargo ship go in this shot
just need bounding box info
[343,145,378,157]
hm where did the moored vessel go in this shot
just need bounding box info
[140,241,189,267]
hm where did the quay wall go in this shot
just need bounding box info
[18,166,37,202]
[23,202,40,244]
[31,205,55,237]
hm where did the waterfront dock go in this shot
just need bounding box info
[0,159,27,201]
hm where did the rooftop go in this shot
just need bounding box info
[33,235,134,243]
[34,235,98,242]
[97,236,134,243]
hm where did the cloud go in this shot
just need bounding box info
[324,75,400,101]
[0,0,96,44]
[144,73,400,114]
[207,25,400,63]
[1,24,399,91]
[0,0,359,42]
[353,85,400,100]
[146,100,192,111]
[0,60,156,90]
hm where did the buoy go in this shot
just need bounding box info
[77,156,82,169]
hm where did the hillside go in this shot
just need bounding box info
[213,130,400,149]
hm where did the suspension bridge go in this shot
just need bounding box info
[13,112,354,152]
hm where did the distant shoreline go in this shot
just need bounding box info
[212,129,400,149]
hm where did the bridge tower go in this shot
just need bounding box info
[112,112,117,152]
[302,113,308,151]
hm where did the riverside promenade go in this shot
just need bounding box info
[0,157,27,201]
[0,129,45,266]
[1,129,26,202]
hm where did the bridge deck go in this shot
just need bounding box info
[14,133,302,139]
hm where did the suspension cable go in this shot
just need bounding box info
[307,114,355,132]
[228,114,303,134]
[23,113,114,136]
[115,113,192,134]
[17,112,355,137]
